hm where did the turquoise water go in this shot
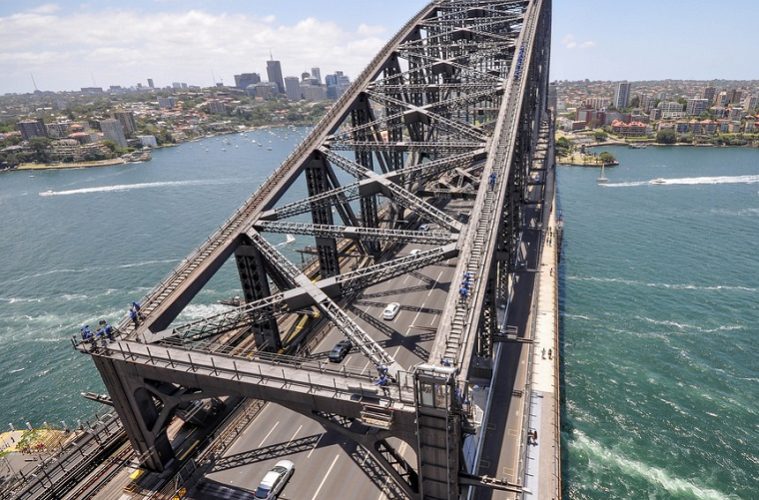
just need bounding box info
[1,138,756,498]
[0,128,310,428]
[559,146,758,499]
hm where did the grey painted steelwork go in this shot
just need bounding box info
[80,0,554,498]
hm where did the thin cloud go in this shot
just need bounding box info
[0,5,389,92]
[561,34,595,50]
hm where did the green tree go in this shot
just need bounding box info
[656,129,677,144]
[593,130,608,142]
[598,151,616,165]
[556,136,572,155]
[629,96,640,108]
[28,137,52,163]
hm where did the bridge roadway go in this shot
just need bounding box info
[193,202,472,499]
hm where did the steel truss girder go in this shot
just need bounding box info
[255,221,457,246]
[246,229,399,372]
[153,245,458,346]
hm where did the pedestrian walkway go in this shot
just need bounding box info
[523,203,561,499]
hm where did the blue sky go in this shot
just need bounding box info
[1,1,757,94]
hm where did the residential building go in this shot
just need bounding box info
[686,98,709,116]
[657,101,684,119]
[584,97,610,109]
[114,111,137,135]
[157,96,177,109]
[99,118,128,148]
[284,77,302,101]
[208,100,227,115]
[728,106,744,121]
[548,83,558,111]
[613,81,631,109]
[611,119,648,137]
[703,86,716,103]
[649,108,662,120]
[234,73,261,90]
[728,89,743,105]
[742,95,758,112]
[639,95,657,113]
[744,121,756,133]
[310,67,322,84]
[715,91,729,107]
[80,87,104,95]
[266,59,285,94]
[45,121,72,139]
[137,135,158,148]
[17,119,47,140]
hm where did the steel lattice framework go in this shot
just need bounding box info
[77,1,554,498]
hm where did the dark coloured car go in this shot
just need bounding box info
[328,340,353,363]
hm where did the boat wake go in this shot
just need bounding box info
[39,179,234,197]
[603,174,759,188]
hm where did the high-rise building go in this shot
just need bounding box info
[266,58,285,94]
[172,82,182,89]
[743,94,758,112]
[208,100,227,115]
[17,119,47,140]
[311,67,322,84]
[715,91,729,107]
[147,78,155,89]
[284,77,302,101]
[613,81,631,109]
[703,86,716,103]
[301,84,327,102]
[728,89,743,105]
[247,82,279,99]
[234,73,261,90]
[325,71,351,100]
[157,96,177,109]
[114,111,137,136]
[639,95,656,113]
[99,118,127,148]
[686,98,709,116]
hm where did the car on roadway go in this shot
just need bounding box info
[328,340,353,363]
[410,249,421,257]
[419,224,430,231]
[254,460,295,499]
[383,302,401,320]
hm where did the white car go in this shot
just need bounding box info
[383,302,401,320]
[410,249,421,257]
[254,460,295,499]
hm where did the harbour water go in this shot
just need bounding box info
[0,137,756,498]
[559,146,758,499]
[0,127,310,428]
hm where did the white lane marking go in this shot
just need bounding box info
[310,454,340,500]
[287,424,302,446]
[257,421,279,448]
[306,433,325,459]
[426,270,444,298]
[360,359,372,375]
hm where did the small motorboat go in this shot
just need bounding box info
[650,178,667,185]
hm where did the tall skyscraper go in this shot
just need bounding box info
[613,81,631,109]
[284,77,302,101]
[147,78,155,89]
[310,67,322,84]
[99,119,128,148]
[266,57,285,94]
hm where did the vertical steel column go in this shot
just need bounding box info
[351,96,382,256]
[306,152,341,277]
[235,240,282,351]
[414,366,462,499]
[93,356,174,472]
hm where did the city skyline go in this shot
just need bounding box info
[1,0,758,94]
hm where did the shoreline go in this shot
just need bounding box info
[16,158,127,171]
